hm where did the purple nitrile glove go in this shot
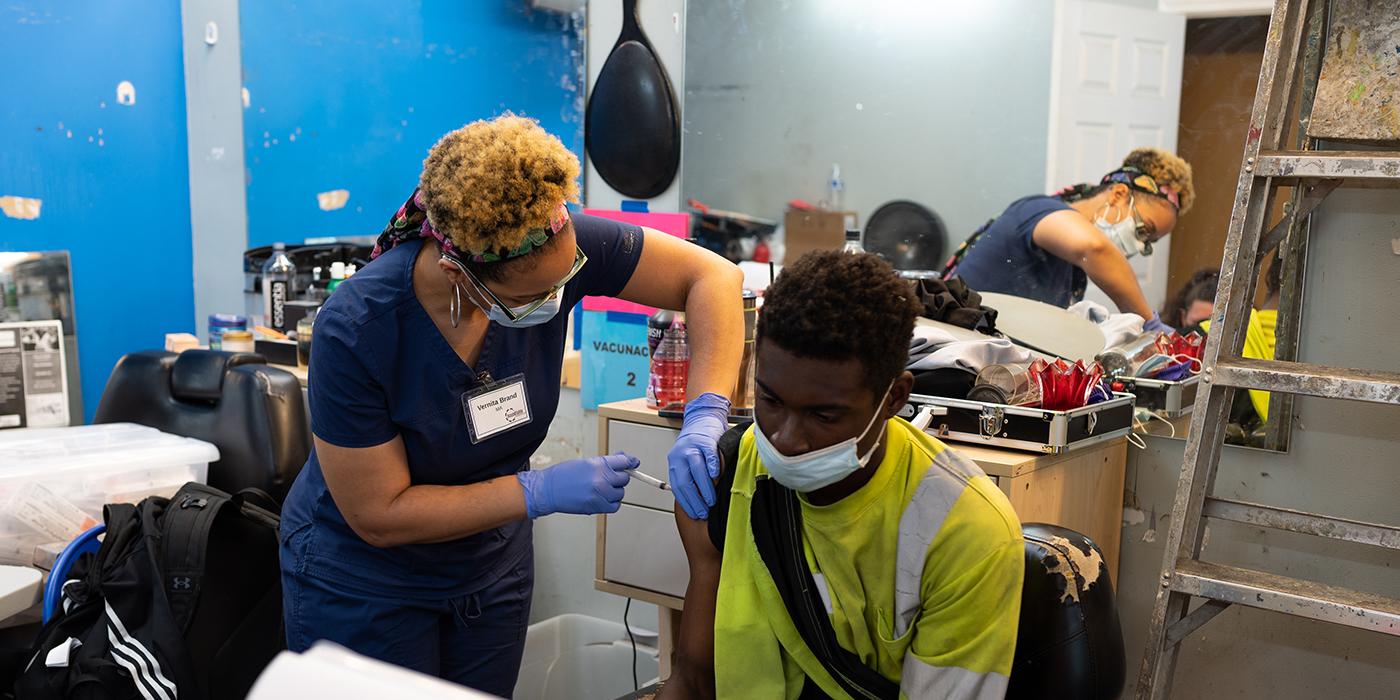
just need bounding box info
[516,452,638,518]
[1143,311,1171,334]
[667,392,731,520]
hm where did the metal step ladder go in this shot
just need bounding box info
[1137,0,1400,697]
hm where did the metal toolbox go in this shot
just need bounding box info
[902,392,1136,454]
[1115,375,1199,418]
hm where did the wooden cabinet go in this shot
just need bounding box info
[593,401,686,609]
[954,442,1127,579]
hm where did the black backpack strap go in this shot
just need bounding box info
[231,488,283,530]
[231,488,282,517]
[161,482,236,633]
[95,503,141,568]
[750,478,900,700]
[707,422,749,552]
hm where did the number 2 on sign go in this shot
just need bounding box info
[626,371,636,387]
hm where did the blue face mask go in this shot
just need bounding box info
[485,294,562,328]
[753,383,892,493]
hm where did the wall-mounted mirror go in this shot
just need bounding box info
[0,251,81,425]
[680,2,1295,453]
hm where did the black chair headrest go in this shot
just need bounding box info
[171,350,266,403]
[1008,523,1126,699]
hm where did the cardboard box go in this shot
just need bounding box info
[561,349,582,390]
[783,209,858,263]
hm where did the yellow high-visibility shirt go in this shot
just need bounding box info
[713,419,1024,699]
[1203,309,1277,420]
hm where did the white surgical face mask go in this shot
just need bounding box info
[753,383,892,493]
[1094,198,1152,259]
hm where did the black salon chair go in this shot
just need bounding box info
[94,350,310,502]
[1008,523,1127,700]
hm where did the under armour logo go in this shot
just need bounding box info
[170,576,194,591]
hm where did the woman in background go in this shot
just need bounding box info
[947,148,1195,332]
[1163,267,1220,333]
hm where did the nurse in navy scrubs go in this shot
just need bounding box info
[948,148,1194,330]
[279,115,743,694]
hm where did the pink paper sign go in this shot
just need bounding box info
[581,209,691,315]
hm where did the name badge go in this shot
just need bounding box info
[462,374,532,444]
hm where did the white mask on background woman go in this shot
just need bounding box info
[1094,197,1151,258]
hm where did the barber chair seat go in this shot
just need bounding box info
[95,350,309,502]
[1008,523,1127,699]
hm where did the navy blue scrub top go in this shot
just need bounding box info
[281,214,645,600]
[954,195,1086,308]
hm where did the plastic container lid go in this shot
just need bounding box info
[0,423,220,480]
[209,313,248,328]
[329,262,346,280]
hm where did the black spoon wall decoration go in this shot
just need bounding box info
[585,0,681,200]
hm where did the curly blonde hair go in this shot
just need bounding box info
[1123,147,1195,215]
[419,114,581,256]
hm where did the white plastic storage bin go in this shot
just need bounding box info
[0,423,218,566]
[514,614,660,700]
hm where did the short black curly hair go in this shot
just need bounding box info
[757,251,921,388]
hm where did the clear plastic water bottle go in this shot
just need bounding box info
[827,163,844,211]
[842,228,865,254]
[262,243,297,331]
[648,317,690,411]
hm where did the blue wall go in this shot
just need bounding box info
[240,1,584,247]
[0,1,583,422]
[0,2,194,422]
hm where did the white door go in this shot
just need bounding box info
[1045,0,1186,312]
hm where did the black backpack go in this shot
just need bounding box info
[11,482,284,700]
[705,425,898,700]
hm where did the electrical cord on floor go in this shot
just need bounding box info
[625,598,638,692]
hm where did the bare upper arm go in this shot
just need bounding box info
[617,227,741,310]
[314,435,412,547]
[662,494,722,699]
[675,504,722,572]
[1030,209,1112,264]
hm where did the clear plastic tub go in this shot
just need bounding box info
[514,614,660,700]
[0,423,218,566]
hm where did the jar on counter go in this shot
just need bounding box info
[208,313,248,351]
[296,309,317,370]
[220,330,255,353]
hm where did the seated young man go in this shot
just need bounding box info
[663,251,1024,700]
